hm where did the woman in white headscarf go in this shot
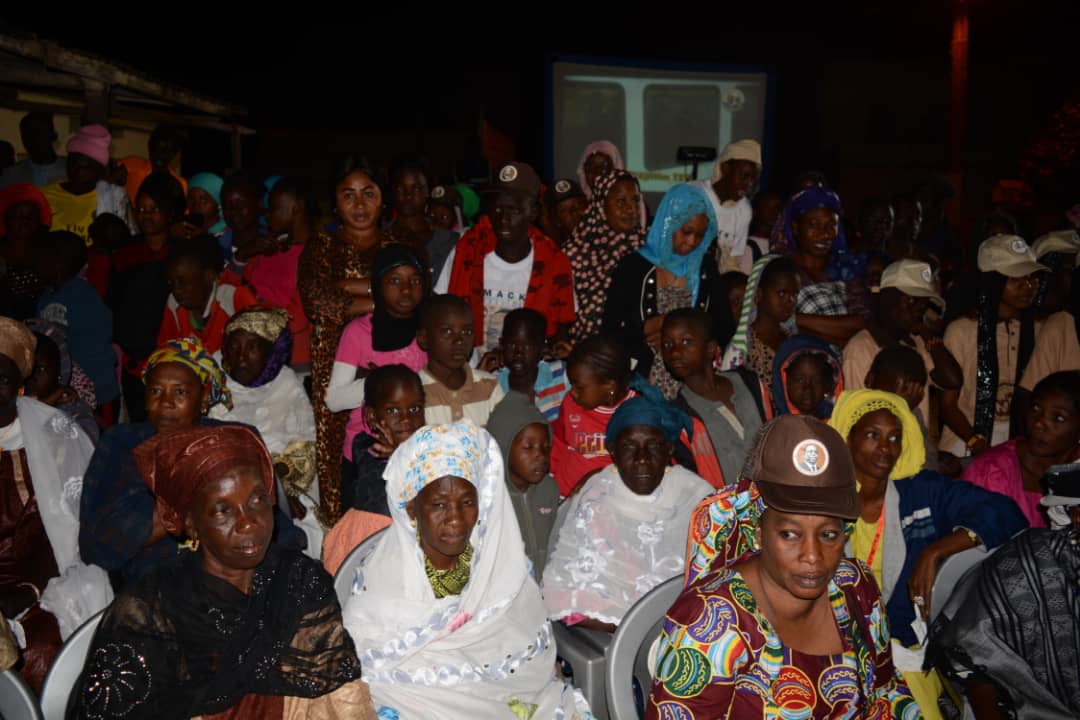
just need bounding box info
[342,419,593,719]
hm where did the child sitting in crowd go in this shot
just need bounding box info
[771,334,844,419]
[495,308,569,422]
[661,308,767,487]
[324,364,425,574]
[551,333,640,496]
[341,364,426,517]
[487,390,559,579]
[415,294,504,425]
[158,233,256,354]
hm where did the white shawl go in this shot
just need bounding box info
[542,464,712,626]
[210,367,316,455]
[342,421,592,719]
[17,397,112,638]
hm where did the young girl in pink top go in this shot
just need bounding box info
[961,371,1080,527]
[326,244,427,461]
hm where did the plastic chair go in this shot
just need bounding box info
[39,609,104,720]
[930,546,994,622]
[0,670,42,720]
[604,576,682,720]
[553,621,613,719]
[333,527,388,607]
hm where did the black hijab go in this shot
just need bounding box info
[371,243,427,352]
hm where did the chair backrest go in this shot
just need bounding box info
[605,576,683,720]
[333,527,388,607]
[0,670,42,720]
[930,546,995,622]
[39,609,104,720]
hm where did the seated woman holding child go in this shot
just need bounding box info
[543,395,713,632]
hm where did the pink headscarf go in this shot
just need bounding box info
[576,140,625,199]
[575,140,648,228]
[66,125,111,167]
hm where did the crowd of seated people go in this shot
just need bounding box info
[1,117,1079,718]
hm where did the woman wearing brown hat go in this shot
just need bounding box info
[70,424,376,719]
[646,415,919,719]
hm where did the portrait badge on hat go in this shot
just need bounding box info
[555,180,571,194]
[1011,239,1028,254]
[792,439,829,476]
[432,186,446,199]
[921,267,933,283]
[499,165,518,183]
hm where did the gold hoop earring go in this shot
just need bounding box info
[181,537,200,552]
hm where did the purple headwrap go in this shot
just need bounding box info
[779,187,848,254]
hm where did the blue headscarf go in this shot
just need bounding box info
[605,393,693,449]
[636,183,718,304]
[188,172,227,236]
[771,334,844,419]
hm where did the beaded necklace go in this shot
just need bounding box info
[424,543,474,599]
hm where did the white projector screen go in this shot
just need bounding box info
[547,57,772,209]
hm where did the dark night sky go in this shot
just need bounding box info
[3,3,1080,192]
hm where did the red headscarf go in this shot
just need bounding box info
[0,183,52,236]
[133,425,275,535]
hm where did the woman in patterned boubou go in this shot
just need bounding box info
[648,415,919,719]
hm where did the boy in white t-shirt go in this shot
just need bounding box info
[435,161,576,356]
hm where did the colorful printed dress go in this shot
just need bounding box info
[645,559,921,719]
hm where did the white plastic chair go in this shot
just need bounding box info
[0,669,42,720]
[553,621,613,719]
[604,576,682,720]
[930,546,994,622]
[39,609,104,720]
[333,527,388,607]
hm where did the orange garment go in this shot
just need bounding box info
[157,281,257,355]
[322,509,392,576]
[120,157,187,205]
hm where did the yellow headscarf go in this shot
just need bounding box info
[142,337,232,410]
[829,389,924,480]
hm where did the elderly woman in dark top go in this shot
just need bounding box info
[71,425,376,719]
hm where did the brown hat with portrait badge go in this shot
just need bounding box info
[744,415,859,519]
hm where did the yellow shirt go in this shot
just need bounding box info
[41,181,96,242]
[852,514,884,587]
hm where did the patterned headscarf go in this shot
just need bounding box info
[684,479,766,586]
[720,254,796,370]
[223,307,292,389]
[143,337,232,410]
[636,183,717,305]
[390,420,484,511]
[563,170,646,341]
[829,389,925,481]
[133,424,275,536]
